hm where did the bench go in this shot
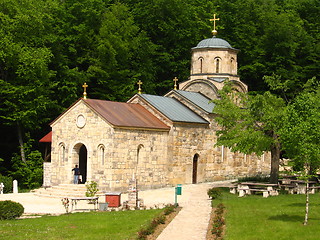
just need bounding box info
[238,182,279,198]
[308,186,320,194]
[229,185,238,194]
[238,187,250,197]
[279,184,297,194]
[248,189,269,198]
[70,197,99,212]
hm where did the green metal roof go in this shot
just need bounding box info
[175,90,215,113]
[140,94,208,124]
[193,36,237,50]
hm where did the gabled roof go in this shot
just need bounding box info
[51,98,170,131]
[39,131,52,142]
[174,90,215,113]
[139,94,208,124]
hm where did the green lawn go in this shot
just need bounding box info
[214,191,320,240]
[0,209,163,240]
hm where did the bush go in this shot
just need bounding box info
[207,188,222,200]
[0,174,13,193]
[0,200,24,220]
[163,204,175,215]
[85,181,99,197]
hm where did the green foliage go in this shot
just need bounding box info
[213,81,286,182]
[211,203,225,239]
[207,188,222,200]
[85,181,99,197]
[163,204,175,215]
[0,174,13,193]
[0,200,24,220]
[9,137,43,190]
[137,204,176,239]
[280,84,320,173]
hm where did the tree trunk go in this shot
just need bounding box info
[17,123,26,163]
[304,180,309,225]
[269,139,280,184]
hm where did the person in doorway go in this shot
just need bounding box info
[72,165,80,184]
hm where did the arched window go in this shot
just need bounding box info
[98,144,105,165]
[198,57,204,73]
[230,57,235,74]
[59,143,66,163]
[215,57,221,73]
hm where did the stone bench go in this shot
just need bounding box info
[248,188,269,198]
[280,184,297,194]
[229,185,238,194]
[308,186,320,194]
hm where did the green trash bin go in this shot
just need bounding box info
[176,184,182,195]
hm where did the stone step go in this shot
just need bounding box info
[33,184,103,199]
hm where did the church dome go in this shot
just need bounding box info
[193,36,234,49]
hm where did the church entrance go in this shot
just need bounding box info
[192,154,199,184]
[79,145,87,184]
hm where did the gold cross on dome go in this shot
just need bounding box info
[82,82,88,99]
[137,80,143,94]
[173,77,178,90]
[210,13,220,36]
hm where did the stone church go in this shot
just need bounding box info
[40,25,271,191]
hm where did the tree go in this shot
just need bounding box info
[212,81,286,183]
[0,0,58,162]
[87,3,157,101]
[213,0,319,92]
[280,80,320,225]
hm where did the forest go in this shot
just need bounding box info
[0,0,319,189]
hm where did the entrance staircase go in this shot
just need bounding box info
[33,184,91,198]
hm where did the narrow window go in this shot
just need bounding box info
[59,143,66,163]
[98,145,105,165]
[198,57,204,73]
[215,58,220,73]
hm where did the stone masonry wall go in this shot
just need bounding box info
[49,100,170,191]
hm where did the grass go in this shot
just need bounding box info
[213,189,320,240]
[0,209,163,240]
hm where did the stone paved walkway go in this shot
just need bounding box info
[0,180,234,239]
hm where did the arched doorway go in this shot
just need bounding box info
[192,154,199,184]
[79,145,87,184]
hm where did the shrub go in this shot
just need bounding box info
[211,203,226,239]
[9,142,43,190]
[163,204,175,215]
[0,174,13,193]
[207,188,222,200]
[85,181,99,197]
[0,200,24,220]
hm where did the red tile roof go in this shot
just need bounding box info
[39,131,52,142]
[83,99,170,130]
